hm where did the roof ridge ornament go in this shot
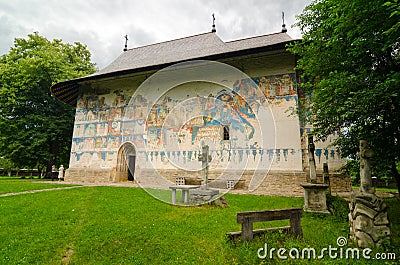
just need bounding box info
[211,13,216,33]
[281,12,287,33]
[123,35,128,52]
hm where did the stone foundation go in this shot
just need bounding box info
[134,169,309,197]
[65,167,351,197]
[329,173,352,193]
[65,168,116,183]
[250,171,307,197]
[311,172,352,194]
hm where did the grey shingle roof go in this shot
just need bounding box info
[51,31,294,106]
[225,32,293,51]
[94,32,227,76]
[93,31,293,77]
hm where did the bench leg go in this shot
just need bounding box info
[290,213,303,238]
[172,189,177,204]
[182,190,186,203]
[241,217,253,241]
[183,190,189,203]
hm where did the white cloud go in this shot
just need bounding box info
[0,0,310,69]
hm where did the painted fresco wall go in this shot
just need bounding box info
[69,72,343,174]
[128,73,301,173]
[71,90,134,168]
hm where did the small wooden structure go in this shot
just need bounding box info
[227,208,303,242]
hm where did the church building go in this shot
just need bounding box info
[51,26,350,196]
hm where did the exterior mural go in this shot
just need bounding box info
[70,90,131,168]
[70,73,342,173]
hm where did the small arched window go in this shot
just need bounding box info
[223,125,230,141]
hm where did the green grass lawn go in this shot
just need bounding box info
[0,180,398,264]
[352,185,399,194]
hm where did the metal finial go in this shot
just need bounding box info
[281,12,287,33]
[211,13,216,33]
[123,35,128,52]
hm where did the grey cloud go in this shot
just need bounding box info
[0,14,31,55]
[0,0,311,69]
[199,0,310,39]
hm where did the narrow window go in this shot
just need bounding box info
[223,125,230,140]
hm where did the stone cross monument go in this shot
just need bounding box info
[349,140,390,248]
[190,144,219,204]
[301,133,329,213]
[359,140,374,194]
[198,145,212,190]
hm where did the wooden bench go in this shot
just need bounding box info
[226,208,303,242]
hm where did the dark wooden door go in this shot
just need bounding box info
[128,155,136,181]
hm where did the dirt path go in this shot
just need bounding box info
[3,181,397,199]
[0,185,84,198]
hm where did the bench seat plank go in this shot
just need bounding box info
[237,208,302,223]
[227,208,303,242]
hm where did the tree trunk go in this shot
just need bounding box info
[45,155,56,179]
[45,140,59,179]
[37,165,43,179]
[391,162,400,196]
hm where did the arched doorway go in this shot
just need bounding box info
[116,142,136,181]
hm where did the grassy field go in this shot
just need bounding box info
[0,179,398,264]
[352,185,399,194]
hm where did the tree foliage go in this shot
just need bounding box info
[0,32,95,173]
[0,156,15,173]
[289,0,400,192]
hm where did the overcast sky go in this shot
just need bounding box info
[0,0,311,70]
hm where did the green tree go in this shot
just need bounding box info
[289,0,400,194]
[0,32,95,176]
[0,157,15,175]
